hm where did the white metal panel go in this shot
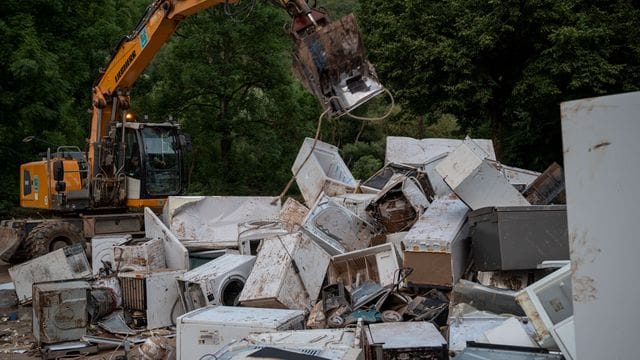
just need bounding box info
[436,142,529,210]
[144,207,189,270]
[9,245,92,303]
[385,136,496,166]
[176,306,305,360]
[239,233,330,309]
[168,197,281,248]
[292,138,357,206]
[404,198,469,252]
[367,322,447,349]
[561,92,640,360]
[91,234,131,275]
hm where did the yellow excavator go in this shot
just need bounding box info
[1,0,383,262]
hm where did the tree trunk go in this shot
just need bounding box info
[417,114,426,138]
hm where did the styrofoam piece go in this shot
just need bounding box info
[112,238,166,272]
[328,243,400,288]
[239,233,330,310]
[404,198,469,252]
[292,138,357,206]
[9,245,92,303]
[561,92,640,360]
[302,193,376,255]
[484,317,538,348]
[118,269,185,330]
[178,254,256,311]
[91,234,131,275]
[145,207,189,270]
[33,280,89,344]
[167,196,281,248]
[176,306,305,359]
[385,136,496,167]
[516,265,575,359]
[435,140,530,210]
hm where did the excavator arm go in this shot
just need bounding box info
[84,0,383,208]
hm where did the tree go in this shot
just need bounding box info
[0,0,148,215]
[133,5,320,195]
[359,0,640,169]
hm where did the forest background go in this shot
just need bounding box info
[1,0,639,215]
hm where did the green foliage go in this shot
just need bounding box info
[359,0,640,169]
[133,5,320,195]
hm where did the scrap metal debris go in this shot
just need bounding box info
[5,135,573,360]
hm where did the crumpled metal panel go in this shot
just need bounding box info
[9,244,91,303]
[168,196,281,249]
[436,139,530,210]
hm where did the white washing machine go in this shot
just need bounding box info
[177,254,255,312]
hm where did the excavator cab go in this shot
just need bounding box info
[117,122,185,206]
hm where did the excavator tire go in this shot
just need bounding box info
[23,222,85,260]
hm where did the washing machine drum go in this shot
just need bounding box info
[218,275,246,306]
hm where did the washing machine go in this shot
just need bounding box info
[177,254,256,312]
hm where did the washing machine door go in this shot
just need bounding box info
[218,274,247,306]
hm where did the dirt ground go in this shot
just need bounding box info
[0,266,130,360]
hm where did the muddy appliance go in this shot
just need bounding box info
[178,254,256,312]
[32,280,90,345]
[176,305,305,359]
[118,269,185,330]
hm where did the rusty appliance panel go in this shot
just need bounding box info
[32,280,90,345]
[292,14,384,116]
[118,269,185,330]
